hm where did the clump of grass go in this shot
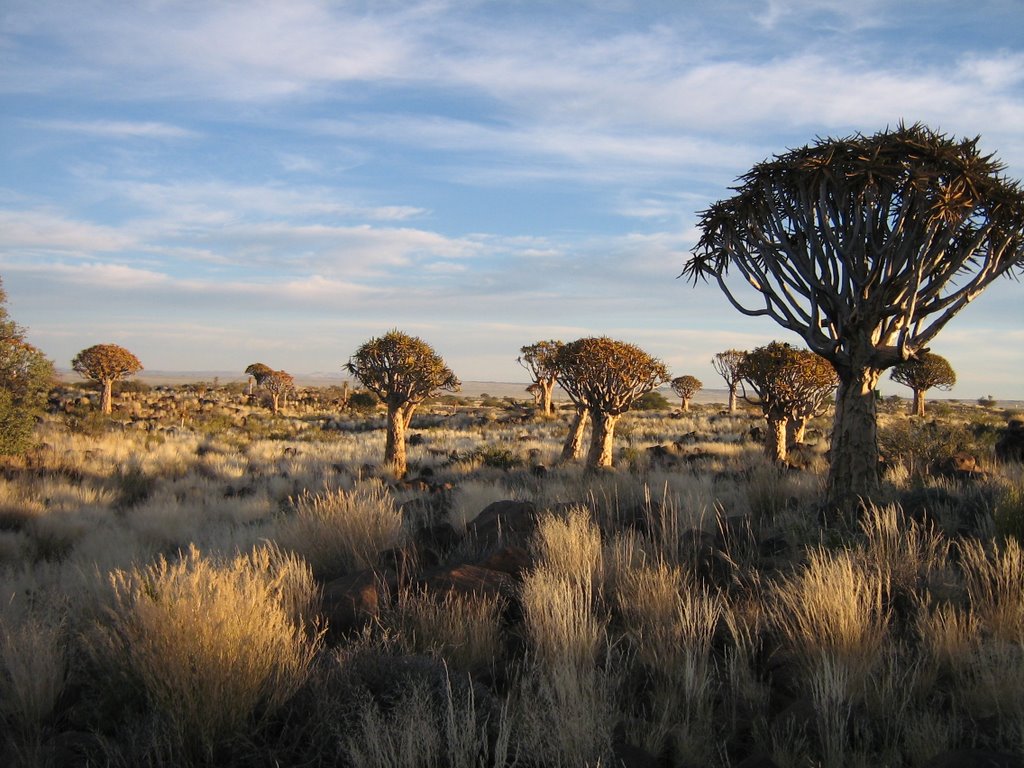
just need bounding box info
[0,612,67,735]
[858,502,950,602]
[279,479,405,578]
[531,505,603,592]
[94,543,323,759]
[958,537,1024,642]
[771,546,890,696]
[391,587,505,673]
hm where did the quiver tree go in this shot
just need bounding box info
[670,375,702,412]
[738,342,838,462]
[345,330,460,476]
[71,344,143,415]
[684,124,1024,509]
[262,370,295,415]
[518,340,563,417]
[711,350,745,413]
[0,279,54,454]
[244,363,273,395]
[555,337,669,468]
[890,352,956,417]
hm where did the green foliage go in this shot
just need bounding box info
[348,391,380,411]
[0,278,55,454]
[471,444,524,470]
[890,352,956,393]
[346,330,460,408]
[878,417,998,476]
[632,391,671,411]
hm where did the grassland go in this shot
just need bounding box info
[0,382,1021,767]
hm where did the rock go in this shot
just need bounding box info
[921,750,1021,768]
[321,569,395,639]
[933,452,987,481]
[477,545,532,578]
[420,564,513,602]
[468,500,538,547]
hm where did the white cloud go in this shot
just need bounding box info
[34,119,198,139]
[0,209,136,253]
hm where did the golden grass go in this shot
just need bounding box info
[0,613,67,731]
[95,543,323,757]
[958,537,1024,642]
[391,587,504,672]
[279,479,405,577]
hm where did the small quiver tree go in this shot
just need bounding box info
[711,350,745,413]
[518,340,563,417]
[670,375,702,412]
[345,330,460,477]
[262,370,295,415]
[0,281,54,454]
[556,337,669,468]
[890,352,956,417]
[738,343,838,463]
[684,124,1024,510]
[244,363,274,396]
[71,344,143,415]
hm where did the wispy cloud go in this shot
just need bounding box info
[34,119,199,139]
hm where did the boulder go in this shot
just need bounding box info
[468,500,538,547]
[420,563,513,602]
[477,544,532,578]
[321,569,395,639]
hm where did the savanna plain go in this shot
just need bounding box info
[1,380,1023,768]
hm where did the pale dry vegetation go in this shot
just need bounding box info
[0,385,1021,766]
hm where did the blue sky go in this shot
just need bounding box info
[2,0,1023,397]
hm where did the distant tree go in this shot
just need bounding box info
[244,363,274,395]
[0,280,54,454]
[262,370,295,415]
[71,344,143,415]
[684,124,1024,509]
[670,375,702,412]
[632,390,671,411]
[890,352,956,417]
[738,342,838,462]
[711,350,745,413]
[526,383,543,407]
[345,330,460,476]
[556,337,669,468]
[518,340,563,417]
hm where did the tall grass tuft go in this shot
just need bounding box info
[279,479,405,577]
[958,537,1024,642]
[95,543,323,759]
[0,612,67,734]
[772,546,889,697]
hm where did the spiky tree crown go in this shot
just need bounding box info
[346,330,459,407]
[890,352,956,392]
[671,375,702,398]
[72,344,143,382]
[711,350,745,386]
[555,337,669,415]
[739,342,838,419]
[518,340,563,382]
[684,124,1024,373]
[245,363,274,385]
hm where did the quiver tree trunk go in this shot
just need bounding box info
[561,407,589,462]
[101,379,114,415]
[403,402,417,430]
[586,411,620,468]
[541,381,555,417]
[765,417,788,463]
[827,368,883,511]
[788,416,809,446]
[727,386,737,413]
[912,389,926,417]
[270,393,280,415]
[385,402,408,477]
[680,397,691,413]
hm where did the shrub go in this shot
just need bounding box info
[632,391,671,411]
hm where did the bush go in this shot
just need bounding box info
[348,391,380,411]
[632,391,671,411]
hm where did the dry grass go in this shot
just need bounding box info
[771,546,890,697]
[390,587,505,673]
[278,479,406,578]
[958,536,1024,642]
[93,543,323,758]
[0,612,67,731]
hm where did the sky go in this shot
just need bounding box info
[1,0,1023,398]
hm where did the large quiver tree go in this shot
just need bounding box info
[244,363,274,395]
[711,350,745,413]
[890,352,956,417]
[556,337,669,468]
[518,340,562,417]
[345,330,459,477]
[684,124,1024,510]
[262,370,295,415]
[71,344,143,415]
